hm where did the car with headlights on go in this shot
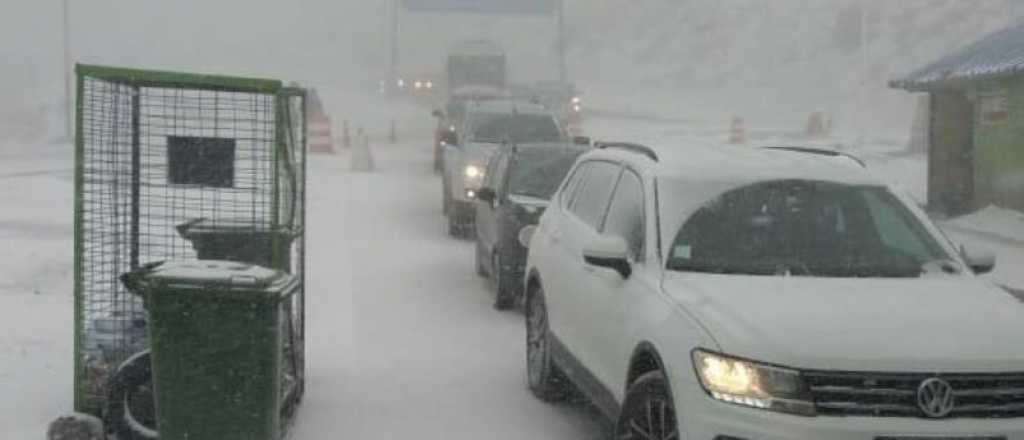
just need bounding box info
[472,144,586,310]
[441,100,565,237]
[522,142,1024,440]
[431,85,509,172]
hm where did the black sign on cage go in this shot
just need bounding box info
[167,136,237,187]
[72,64,307,438]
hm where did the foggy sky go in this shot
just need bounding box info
[5,0,1024,138]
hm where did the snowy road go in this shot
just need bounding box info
[290,138,609,439]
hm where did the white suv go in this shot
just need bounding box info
[522,143,1024,439]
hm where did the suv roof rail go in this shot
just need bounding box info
[595,142,659,162]
[760,146,867,168]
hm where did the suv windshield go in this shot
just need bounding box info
[507,150,581,200]
[667,180,953,277]
[469,113,562,143]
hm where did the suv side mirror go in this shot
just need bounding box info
[583,236,632,279]
[432,109,444,119]
[441,131,458,146]
[573,136,592,146]
[961,244,996,274]
[518,225,538,248]
[475,187,497,204]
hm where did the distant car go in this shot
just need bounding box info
[522,142,1017,439]
[441,100,565,237]
[392,75,438,97]
[432,86,509,172]
[530,81,583,135]
[472,144,586,309]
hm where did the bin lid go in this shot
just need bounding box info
[176,218,295,238]
[141,260,291,291]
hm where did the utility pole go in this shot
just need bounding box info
[388,0,400,97]
[556,0,567,84]
[62,0,72,141]
[858,0,869,148]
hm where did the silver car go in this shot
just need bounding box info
[441,100,565,237]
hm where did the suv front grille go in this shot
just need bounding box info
[804,371,1024,418]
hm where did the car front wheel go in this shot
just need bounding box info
[442,178,451,216]
[616,371,679,440]
[526,286,569,402]
[475,240,488,278]
[493,252,515,310]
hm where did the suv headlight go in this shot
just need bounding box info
[692,350,815,416]
[464,165,484,179]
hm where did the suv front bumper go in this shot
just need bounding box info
[450,176,484,204]
[675,380,1024,440]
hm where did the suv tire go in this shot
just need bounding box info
[616,371,678,440]
[526,286,570,402]
[442,177,451,216]
[493,252,516,310]
[447,210,462,237]
[475,240,488,277]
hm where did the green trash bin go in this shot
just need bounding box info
[124,260,299,440]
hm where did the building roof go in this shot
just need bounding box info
[892,21,1024,91]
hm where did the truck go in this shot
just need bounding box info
[446,39,507,94]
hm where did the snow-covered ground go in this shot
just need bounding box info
[0,144,74,439]
[1,89,1022,438]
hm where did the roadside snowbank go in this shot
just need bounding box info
[946,205,1024,245]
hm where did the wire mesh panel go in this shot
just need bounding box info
[73,65,306,432]
[279,88,308,424]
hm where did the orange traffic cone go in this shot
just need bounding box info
[729,117,747,144]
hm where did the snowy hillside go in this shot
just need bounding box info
[562,0,1024,136]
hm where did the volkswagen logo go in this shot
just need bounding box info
[917,378,956,418]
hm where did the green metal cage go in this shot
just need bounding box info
[72,64,307,432]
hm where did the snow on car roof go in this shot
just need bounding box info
[450,85,510,99]
[468,99,552,115]
[659,144,876,185]
[589,142,877,187]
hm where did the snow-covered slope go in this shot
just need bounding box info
[564,0,1024,136]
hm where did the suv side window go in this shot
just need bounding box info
[492,153,510,196]
[570,161,622,230]
[484,153,502,190]
[860,190,933,260]
[560,163,589,209]
[602,170,645,260]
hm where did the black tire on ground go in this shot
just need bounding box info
[475,240,488,278]
[442,179,451,216]
[493,252,515,310]
[526,286,570,402]
[616,371,679,440]
[448,212,461,237]
[105,350,158,440]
